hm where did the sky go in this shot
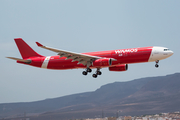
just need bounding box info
[0,0,180,103]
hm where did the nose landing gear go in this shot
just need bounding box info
[155,60,159,68]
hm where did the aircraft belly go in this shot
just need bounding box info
[47,57,82,69]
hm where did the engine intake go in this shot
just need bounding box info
[109,64,128,71]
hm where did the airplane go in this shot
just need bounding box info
[7,38,174,78]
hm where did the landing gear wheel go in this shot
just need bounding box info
[155,60,159,68]
[87,68,92,73]
[97,71,102,75]
[82,71,87,75]
[155,64,159,68]
[92,74,97,78]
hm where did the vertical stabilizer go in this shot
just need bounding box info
[14,38,43,59]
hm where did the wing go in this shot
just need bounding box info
[36,42,102,67]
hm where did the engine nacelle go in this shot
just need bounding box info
[93,58,112,67]
[109,64,128,72]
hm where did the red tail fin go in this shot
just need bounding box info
[14,38,43,59]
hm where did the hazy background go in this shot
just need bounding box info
[0,0,179,103]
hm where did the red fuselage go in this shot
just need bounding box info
[8,38,173,78]
[19,47,152,70]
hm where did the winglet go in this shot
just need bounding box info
[36,42,43,47]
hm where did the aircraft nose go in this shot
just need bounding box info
[167,50,174,57]
[170,50,174,55]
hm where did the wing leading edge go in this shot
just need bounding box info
[36,42,102,67]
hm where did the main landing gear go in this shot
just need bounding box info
[92,69,102,78]
[82,68,102,78]
[155,60,159,68]
[82,68,92,75]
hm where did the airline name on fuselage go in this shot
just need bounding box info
[115,48,138,54]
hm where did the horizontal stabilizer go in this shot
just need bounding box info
[6,57,31,64]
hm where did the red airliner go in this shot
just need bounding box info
[7,38,173,78]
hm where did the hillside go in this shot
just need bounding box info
[1,73,180,120]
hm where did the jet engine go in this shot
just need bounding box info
[109,64,128,71]
[93,58,113,67]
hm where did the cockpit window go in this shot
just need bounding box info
[164,49,170,51]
